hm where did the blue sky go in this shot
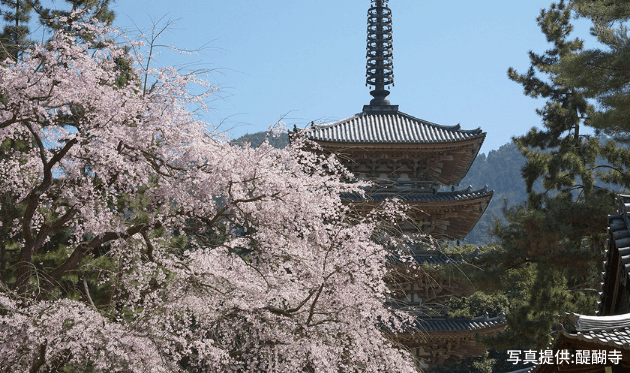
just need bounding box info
[109,1,595,155]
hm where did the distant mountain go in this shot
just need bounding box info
[231,132,290,149]
[232,132,529,245]
[458,143,528,245]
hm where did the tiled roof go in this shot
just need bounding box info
[342,185,492,203]
[305,111,485,144]
[565,312,630,332]
[560,312,630,349]
[411,313,506,333]
[601,194,630,314]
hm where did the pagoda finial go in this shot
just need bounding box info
[366,0,394,106]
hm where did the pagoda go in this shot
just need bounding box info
[306,0,492,240]
[302,1,502,369]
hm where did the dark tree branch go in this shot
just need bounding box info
[39,223,161,297]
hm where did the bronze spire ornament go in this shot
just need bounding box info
[365,0,394,107]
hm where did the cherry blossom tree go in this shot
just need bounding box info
[0,14,419,373]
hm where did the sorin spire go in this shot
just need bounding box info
[366,0,394,106]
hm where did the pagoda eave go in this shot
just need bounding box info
[305,111,485,146]
[346,188,493,239]
[394,315,506,369]
[312,135,485,150]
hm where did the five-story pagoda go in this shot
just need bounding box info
[300,1,503,369]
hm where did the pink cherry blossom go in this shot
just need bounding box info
[0,13,419,372]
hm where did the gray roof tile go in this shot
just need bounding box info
[305,111,485,144]
[565,312,630,332]
[561,312,630,349]
[411,314,506,333]
[342,185,492,203]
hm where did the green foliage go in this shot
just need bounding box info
[506,0,630,204]
[494,263,596,349]
[460,0,629,355]
[468,199,603,349]
[559,0,630,136]
[446,291,510,319]
[494,196,608,272]
[0,0,118,303]
[509,0,602,201]
[572,0,630,22]
[32,0,115,49]
[0,0,115,61]
[35,0,115,27]
[0,0,35,60]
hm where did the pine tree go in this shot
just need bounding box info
[0,0,36,60]
[460,1,623,350]
[554,0,630,186]
[32,0,115,35]
[0,0,115,61]
[509,0,606,203]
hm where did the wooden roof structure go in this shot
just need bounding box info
[531,312,630,372]
[397,313,506,369]
[526,195,630,373]
[346,186,493,240]
[599,195,630,315]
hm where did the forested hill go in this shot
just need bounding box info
[458,143,528,244]
[232,132,528,245]
[231,131,290,149]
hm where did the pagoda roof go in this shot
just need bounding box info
[306,111,485,145]
[343,185,492,204]
[345,186,493,239]
[410,313,506,333]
